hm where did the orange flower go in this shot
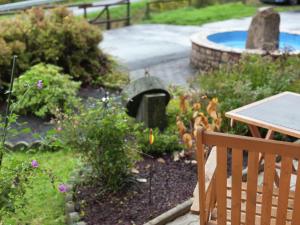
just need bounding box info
[182,133,193,149]
[179,95,188,113]
[207,97,218,120]
[192,103,201,111]
[149,128,155,145]
[176,116,186,138]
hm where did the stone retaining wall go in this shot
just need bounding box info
[190,29,300,71]
[190,42,241,71]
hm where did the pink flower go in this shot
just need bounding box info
[37,80,43,89]
[56,126,62,132]
[58,184,67,193]
[31,160,39,168]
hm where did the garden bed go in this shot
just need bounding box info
[76,154,197,225]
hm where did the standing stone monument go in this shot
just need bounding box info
[122,76,170,130]
[246,7,280,51]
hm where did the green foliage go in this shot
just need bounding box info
[95,60,130,89]
[55,100,138,192]
[0,0,23,3]
[1,150,80,225]
[196,55,300,134]
[0,157,37,218]
[143,2,300,25]
[13,63,80,118]
[0,7,110,86]
[136,126,182,156]
[167,95,193,126]
[144,2,257,25]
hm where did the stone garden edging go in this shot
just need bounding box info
[143,198,193,225]
[4,140,43,151]
[64,169,87,225]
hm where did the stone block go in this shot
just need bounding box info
[246,7,280,51]
[65,202,75,213]
[67,212,80,224]
[136,93,167,130]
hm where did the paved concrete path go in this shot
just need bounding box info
[100,24,201,87]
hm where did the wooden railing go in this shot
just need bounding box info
[0,0,131,30]
[144,0,191,19]
[79,0,130,29]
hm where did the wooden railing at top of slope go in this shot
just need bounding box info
[0,0,131,30]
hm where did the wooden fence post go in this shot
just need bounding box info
[126,0,130,26]
[83,6,87,18]
[145,2,150,19]
[106,6,111,30]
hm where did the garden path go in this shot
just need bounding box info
[100,24,200,87]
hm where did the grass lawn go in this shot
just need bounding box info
[144,2,300,25]
[86,1,300,27]
[1,150,81,225]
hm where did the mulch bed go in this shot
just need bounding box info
[76,154,197,225]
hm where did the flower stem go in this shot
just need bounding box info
[0,55,17,167]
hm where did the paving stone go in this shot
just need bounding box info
[166,213,199,225]
[129,58,197,87]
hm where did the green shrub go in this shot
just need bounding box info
[136,126,182,156]
[0,0,23,3]
[13,63,80,118]
[0,157,37,218]
[54,100,138,192]
[0,7,110,86]
[195,55,300,134]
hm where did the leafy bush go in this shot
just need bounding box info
[13,63,80,118]
[195,55,300,134]
[53,100,138,192]
[136,126,182,156]
[0,7,111,86]
[0,157,38,218]
[0,0,23,3]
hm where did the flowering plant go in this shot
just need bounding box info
[175,93,222,154]
[51,99,138,192]
[0,58,67,219]
[13,63,80,118]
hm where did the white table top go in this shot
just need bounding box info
[226,92,300,138]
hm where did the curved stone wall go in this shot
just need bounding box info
[190,29,300,71]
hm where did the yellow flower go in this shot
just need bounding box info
[149,129,155,145]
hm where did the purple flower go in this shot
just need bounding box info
[58,184,67,193]
[37,80,43,89]
[31,160,39,168]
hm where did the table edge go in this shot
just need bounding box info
[226,112,300,139]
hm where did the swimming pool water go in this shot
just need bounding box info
[207,31,300,51]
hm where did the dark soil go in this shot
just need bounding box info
[76,155,197,225]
